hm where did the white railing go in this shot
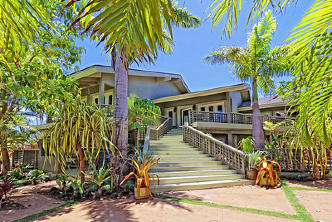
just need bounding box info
[183,125,245,174]
[150,117,172,140]
[189,110,287,125]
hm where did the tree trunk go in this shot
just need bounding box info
[77,142,85,184]
[1,147,10,174]
[113,49,128,160]
[252,78,265,150]
[112,49,129,188]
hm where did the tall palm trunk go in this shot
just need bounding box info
[1,146,10,174]
[113,49,128,183]
[252,78,265,150]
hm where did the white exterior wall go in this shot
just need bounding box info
[128,76,181,99]
[229,91,243,112]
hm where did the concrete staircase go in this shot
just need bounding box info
[150,128,253,192]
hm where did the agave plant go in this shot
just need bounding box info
[120,151,160,199]
[256,157,281,188]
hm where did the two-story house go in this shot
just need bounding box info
[73,65,288,147]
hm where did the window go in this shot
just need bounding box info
[95,98,99,104]
[209,106,214,112]
[200,107,205,111]
[108,95,113,105]
[217,105,223,112]
[168,111,173,118]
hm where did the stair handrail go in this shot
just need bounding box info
[150,116,172,140]
[183,125,245,174]
[143,126,151,152]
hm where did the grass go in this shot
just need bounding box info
[290,186,332,192]
[281,181,314,222]
[13,200,78,222]
[156,194,301,220]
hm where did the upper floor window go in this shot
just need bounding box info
[209,106,214,112]
[217,105,223,112]
[200,107,205,111]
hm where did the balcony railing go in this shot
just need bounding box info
[189,110,288,125]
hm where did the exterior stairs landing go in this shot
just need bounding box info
[150,128,253,192]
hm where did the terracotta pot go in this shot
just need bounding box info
[134,187,149,200]
[246,168,257,180]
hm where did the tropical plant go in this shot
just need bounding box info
[238,137,254,154]
[56,173,69,191]
[247,151,263,169]
[43,98,115,184]
[0,177,13,205]
[7,168,23,180]
[256,156,281,188]
[27,169,45,185]
[16,162,30,174]
[67,177,84,196]
[0,0,83,175]
[88,167,113,196]
[207,0,332,175]
[128,94,162,150]
[66,1,200,174]
[0,0,54,73]
[204,10,290,150]
[120,150,160,199]
[281,120,331,179]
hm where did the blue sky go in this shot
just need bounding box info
[76,1,314,93]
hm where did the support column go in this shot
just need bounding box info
[227,133,233,146]
[99,74,105,105]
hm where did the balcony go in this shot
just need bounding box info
[188,110,288,131]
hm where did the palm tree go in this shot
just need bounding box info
[207,0,332,147]
[0,0,54,74]
[67,1,200,164]
[204,10,289,150]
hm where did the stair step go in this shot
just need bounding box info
[152,174,244,185]
[151,169,238,177]
[153,153,209,158]
[152,150,203,155]
[156,161,221,167]
[150,148,199,152]
[152,179,254,192]
[150,165,229,172]
[156,157,213,161]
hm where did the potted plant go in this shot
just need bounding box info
[256,156,281,188]
[246,151,263,179]
[120,150,160,199]
[238,138,262,179]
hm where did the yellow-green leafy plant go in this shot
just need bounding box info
[120,150,160,199]
[256,157,281,188]
[43,97,115,184]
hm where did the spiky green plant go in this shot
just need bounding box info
[43,97,115,184]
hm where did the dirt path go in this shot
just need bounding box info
[3,180,331,222]
[34,197,298,222]
[1,181,65,222]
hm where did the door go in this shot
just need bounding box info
[181,109,191,125]
[168,110,176,127]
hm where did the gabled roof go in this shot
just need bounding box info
[153,83,250,103]
[238,96,288,111]
[69,65,190,93]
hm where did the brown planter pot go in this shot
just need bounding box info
[246,168,257,180]
[134,187,149,200]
